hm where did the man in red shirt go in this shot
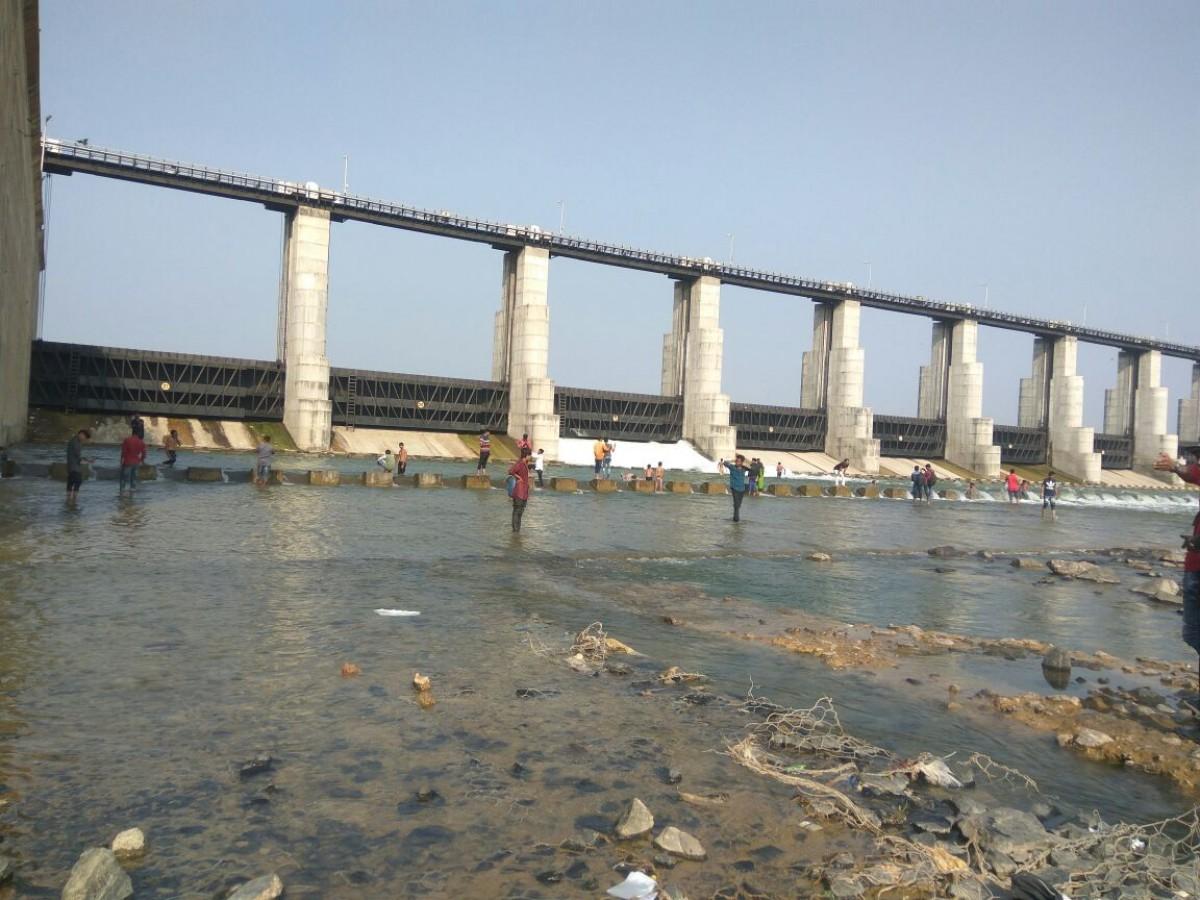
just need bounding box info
[508,447,532,533]
[1156,450,1200,687]
[119,426,147,493]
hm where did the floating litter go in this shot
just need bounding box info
[606,871,657,899]
[374,609,421,617]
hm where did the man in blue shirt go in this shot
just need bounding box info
[720,454,752,522]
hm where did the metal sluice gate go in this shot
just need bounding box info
[29,341,1134,466]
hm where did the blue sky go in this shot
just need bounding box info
[39,1,1198,429]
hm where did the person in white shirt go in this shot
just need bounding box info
[534,448,546,487]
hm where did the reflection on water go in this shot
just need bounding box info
[0,463,1196,895]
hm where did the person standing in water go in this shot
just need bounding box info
[397,442,408,475]
[911,466,924,503]
[119,425,147,494]
[517,432,532,455]
[534,448,545,487]
[508,447,532,533]
[1155,451,1200,691]
[721,454,751,522]
[776,461,784,479]
[1040,471,1058,519]
[654,461,665,492]
[254,434,274,485]
[832,458,850,487]
[477,430,491,473]
[161,429,180,467]
[65,428,92,502]
[593,437,606,476]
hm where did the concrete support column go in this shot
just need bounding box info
[493,246,560,459]
[278,206,332,452]
[943,320,1001,476]
[801,300,880,472]
[1102,350,1136,435]
[1130,350,1178,470]
[1046,336,1101,482]
[1178,363,1200,445]
[659,275,735,461]
[1017,337,1051,428]
[916,322,950,420]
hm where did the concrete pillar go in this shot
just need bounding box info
[916,322,950,420]
[1178,363,1200,445]
[943,320,1001,477]
[493,246,560,459]
[1130,349,1178,470]
[1102,350,1136,435]
[278,206,332,452]
[1017,337,1051,428]
[1046,336,1101,482]
[799,303,832,409]
[801,300,880,472]
[659,275,735,461]
[0,0,41,446]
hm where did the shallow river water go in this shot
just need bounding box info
[0,448,1197,897]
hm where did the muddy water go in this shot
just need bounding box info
[0,454,1195,897]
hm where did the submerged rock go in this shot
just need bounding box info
[227,873,284,900]
[1042,646,1072,672]
[62,848,132,900]
[807,552,833,562]
[653,826,707,861]
[1011,558,1044,570]
[1073,728,1114,749]
[238,754,273,780]
[614,798,654,839]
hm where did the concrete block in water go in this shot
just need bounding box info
[825,485,852,497]
[308,470,340,486]
[794,484,824,497]
[882,487,909,499]
[629,479,655,494]
[187,467,223,482]
[551,477,578,492]
[362,470,393,487]
[767,483,792,497]
[460,474,492,490]
[855,484,880,498]
[590,478,619,493]
[694,481,727,495]
[136,465,158,481]
[939,489,960,500]
[412,473,442,487]
[666,481,693,494]
[266,470,288,485]
[49,462,92,481]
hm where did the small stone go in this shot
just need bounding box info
[662,616,684,625]
[928,545,964,558]
[61,848,132,900]
[665,768,683,785]
[807,552,832,562]
[340,662,361,677]
[559,831,603,853]
[239,754,273,779]
[827,873,865,898]
[1073,728,1114,748]
[653,853,677,870]
[535,870,563,884]
[653,826,707,861]
[110,827,146,858]
[415,786,441,802]
[1011,558,1044,569]
[614,797,654,839]
[227,873,284,900]
[412,672,431,692]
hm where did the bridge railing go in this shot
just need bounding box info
[41,140,1199,360]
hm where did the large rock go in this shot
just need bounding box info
[1131,578,1180,598]
[227,873,283,900]
[61,848,132,900]
[958,808,1047,868]
[1046,559,1118,583]
[614,798,654,839]
[1042,646,1072,672]
[1073,728,1114,749]
[110,828,145,858]
[653,826,706,861]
